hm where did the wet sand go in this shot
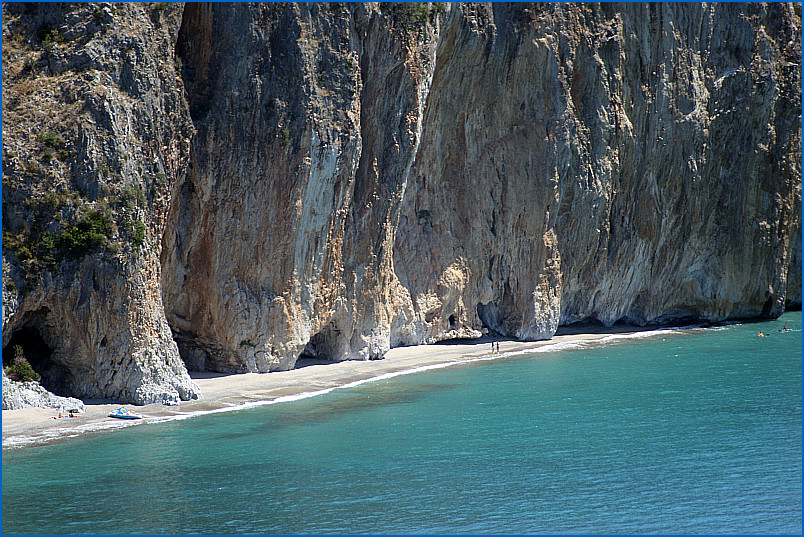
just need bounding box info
[2,325,673,450]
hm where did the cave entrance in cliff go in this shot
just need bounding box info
[295,324,340,369]
[761,295,776,318]
[476,303,502,337]
[3,324,73,397]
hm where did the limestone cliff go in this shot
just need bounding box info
[3,2,200,404]
[3,3,801,403]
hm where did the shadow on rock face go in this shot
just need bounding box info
[3,319,76,400]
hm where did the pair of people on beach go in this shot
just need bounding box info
[490,341,500,354]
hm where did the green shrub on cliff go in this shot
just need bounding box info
[129,220,146,248]
[4,346,40,383]
[381,3,443,29]
[37,130,66,150]
[3,183,154,290]
[4,231,32,261]
[38,25,64,56]
[53,210,114,258]
[120,185,145,210]
[6,357,40,382]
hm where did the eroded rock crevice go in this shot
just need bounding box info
[175,3,215,124]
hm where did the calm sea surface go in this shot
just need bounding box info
[2,312,801,534]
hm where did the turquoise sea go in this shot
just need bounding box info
[2,312,801,534]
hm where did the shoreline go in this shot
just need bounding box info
[2,323,702,450]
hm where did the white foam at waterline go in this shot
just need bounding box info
[584,324,724,345]
[491,325,708,361]
[142,360,488,425]
[140,339,641,426]
[3,418,142,449]
[597,329,678,343]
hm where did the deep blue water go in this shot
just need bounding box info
[2,312,801,534]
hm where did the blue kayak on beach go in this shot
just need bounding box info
[108,407,142,420]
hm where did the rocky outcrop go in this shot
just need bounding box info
[161,3,444,371]
[2,3,801,401]
[2,3,200,404]
[2,370,85,411]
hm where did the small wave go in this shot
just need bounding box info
[142,361,489,426]
[486,326,711,361]
[501,341,589,358]
[596,328,678,343]
[3,418,139,450]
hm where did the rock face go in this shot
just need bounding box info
[2,370,85,411]
[2,3,200,404]
[163,2,802,372]
[2,3,801,401]
[397,2,804,335]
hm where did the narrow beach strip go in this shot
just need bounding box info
[2,324,701,450]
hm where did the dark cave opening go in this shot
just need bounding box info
[3,326,74,397]
[295,324,341,369]
[295,333,334,369]
[172,329,208,372]
[3,327,51,369]
[476,302,502,336]
[171,329,249,374]
[761,295,776,318]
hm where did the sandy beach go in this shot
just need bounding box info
[2,324,681,450]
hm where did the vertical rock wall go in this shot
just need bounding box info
[397,2,803,343]
[162,2,800,373]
